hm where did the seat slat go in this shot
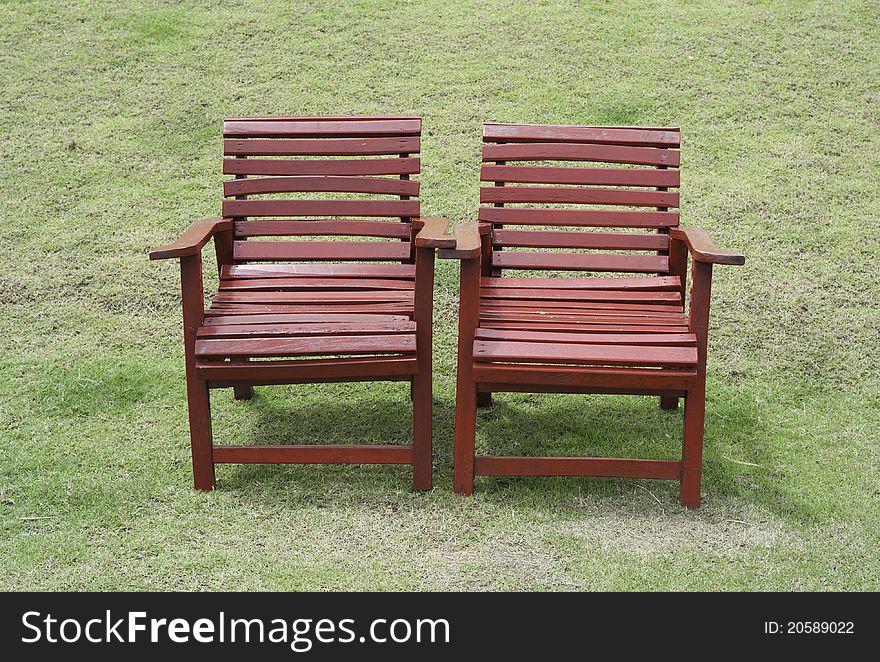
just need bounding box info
[481,287,680,303]
[224,176,419,197]
[222,264,416,279]
[198,321,416,338]
[475,328,696,346]
[223,137,420,156]
[222,199,419,218]
[223,118,421,138]
[481,321,690,334]
[479,207,679,228]
[481,300,681,313]
[195,334,416,358]
[492,230,668,251]
[203,313,412,326]
[234,220,412,239]
[491,251,669,273]
[481,165,680,187]
[481,276,680,290]
[482,143,680,167]
[483,124,680,147]
[473,340,697,367]
[219,277,415,291]
[480,312,687,325]
[213,291,413,304]
[233,241,413,262]
[223,157,421,177]
[481,186,679,207]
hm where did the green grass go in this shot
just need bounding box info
[1,0,878,591]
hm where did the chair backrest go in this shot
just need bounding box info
[480,123,681,275]
[222,117,421,264]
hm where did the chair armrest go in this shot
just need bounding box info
[438,222,488,260]
[413,217,456,249]
[149,217,233,260]
[669,227,745,265]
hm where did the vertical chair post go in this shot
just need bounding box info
[661,235,690,411]
[453,256,481,495]
[476,229,493,408]
[180,253,215,491]
[412,246,435,490]
[681,258,712,507]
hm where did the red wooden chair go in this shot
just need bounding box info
[150,116,449,491]
[442,123,744,507]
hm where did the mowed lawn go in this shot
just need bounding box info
[1,0,878,591]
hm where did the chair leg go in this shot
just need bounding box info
[454,384,477,495]
[411,369,433,491]
[680,389,706,508]
[477,392,493,408]
[186,376,215,491]
[660,396,678,410]
[234,385,254,401]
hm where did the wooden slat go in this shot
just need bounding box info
[198,321,416,338]
[479,312,687,325]
[208,306,413,315]
[198,356,418,382]
[203,313,411,326]
[482,143,680,167]
[223,137,420,156]
[480,286,680,303]
[480,321,690,334]
[213,444,414,465]
[472,364,697,391]
[475,328,696,345]
[483,124,680,148]
[479,207,679,228]
[219,277,415,291]
[222,199,419,218]
[223,264,416,279]
[223,157,421,176]
[491,251,669,273]
[481,276,680,290]
[234,220,411,239]
[474,456,681,479]
[196,334,416,358]
[481,165,680,187]
[223,118,421,138]
[473,340,696,367]
[224,175,419,197]
[481,187,679,207]
[233,240,412,262]
[207,304,412,315]
[492,230,668,251]
[481,300,681,313]
[213,290,413,304]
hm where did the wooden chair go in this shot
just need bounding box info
[442,123,744,507]
[150,116,450,491]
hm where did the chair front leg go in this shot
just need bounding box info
[180,253,215,491]
[681,259,713,508]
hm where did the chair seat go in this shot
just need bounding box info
[196,263,417,362]
[475,275,696,369]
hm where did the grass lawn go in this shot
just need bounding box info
[1,0,878,591]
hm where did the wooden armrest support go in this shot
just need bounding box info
[438,222,488,260]
[669,227,745,265]
[413,217,456,249]
[149,217,233,260]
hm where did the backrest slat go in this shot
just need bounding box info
[481,123,680,276]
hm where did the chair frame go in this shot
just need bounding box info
[151,117,451,491]
[442,123,744,507]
